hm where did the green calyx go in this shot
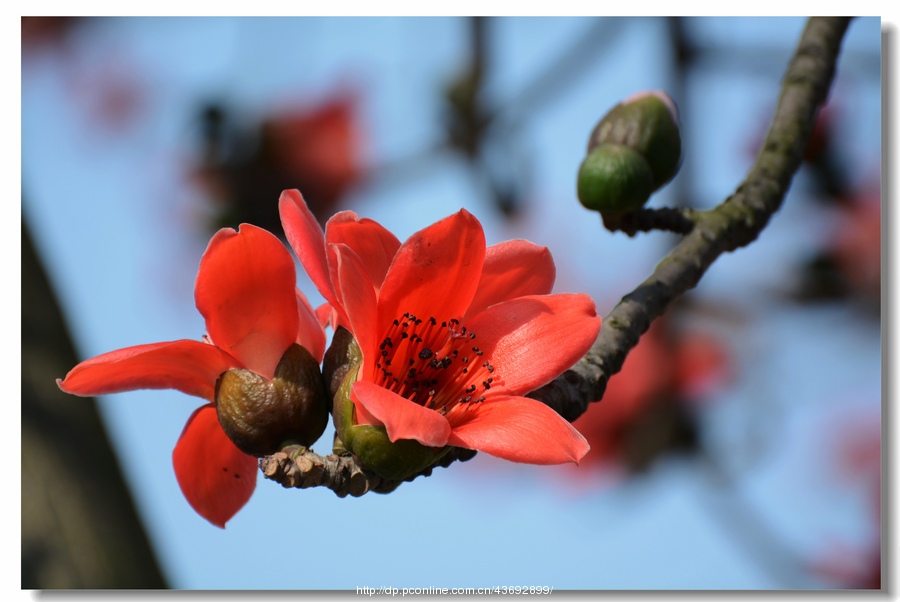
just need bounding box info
[215,343,329,456]
[330,336,451,482]
[587,91,682,192]
[578,144,655,214]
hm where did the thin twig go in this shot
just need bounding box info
[259,445,476,496]
[601,207,698,236]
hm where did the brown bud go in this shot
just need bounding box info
[215,344,328,456]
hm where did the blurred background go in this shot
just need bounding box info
[20,17,882,589]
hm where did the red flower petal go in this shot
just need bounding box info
[325,211,401,291]
[57,340,240,402]
[195,224,299,380]
[447,394,589,464]
[352,381,452,448]
[465,293,601,396]
[465,240,556,320]
[315,302,334,328]
[279,189,338,308]
[331,243,378,373]
[377,209,486,329]
[172,405,257,528]
[295,288,326,363]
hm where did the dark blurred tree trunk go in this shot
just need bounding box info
[21,215,167,588]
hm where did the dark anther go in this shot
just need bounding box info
[419,348,434,360]
[466,384,476,393]
[469,332,476,339]
[483,381,491,390]
[429,317,437,325]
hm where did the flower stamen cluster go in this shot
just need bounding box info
[374,313,499,417]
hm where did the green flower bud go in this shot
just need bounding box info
[215,344,329,456]
[577,143,655,214]
[587,90,682,191]
[331,337,450,481]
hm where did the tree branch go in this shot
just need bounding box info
[601,207,699,237]
[261,17,852,494]
[529,17,852,422]
[259,445,476,497]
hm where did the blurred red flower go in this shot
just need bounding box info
[194,93,363,231]
[572,317,730,475]
[831,184,881,301]
[810,413,881,589]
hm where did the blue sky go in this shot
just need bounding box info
[18,16,885,590]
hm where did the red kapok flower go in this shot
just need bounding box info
[279,189,600,478]
[573,318,730,473]
[831,184,881,300]
[810,411,881,589]
[57,224,326,527]
[193,93,363,234]
[265,95,362,207]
